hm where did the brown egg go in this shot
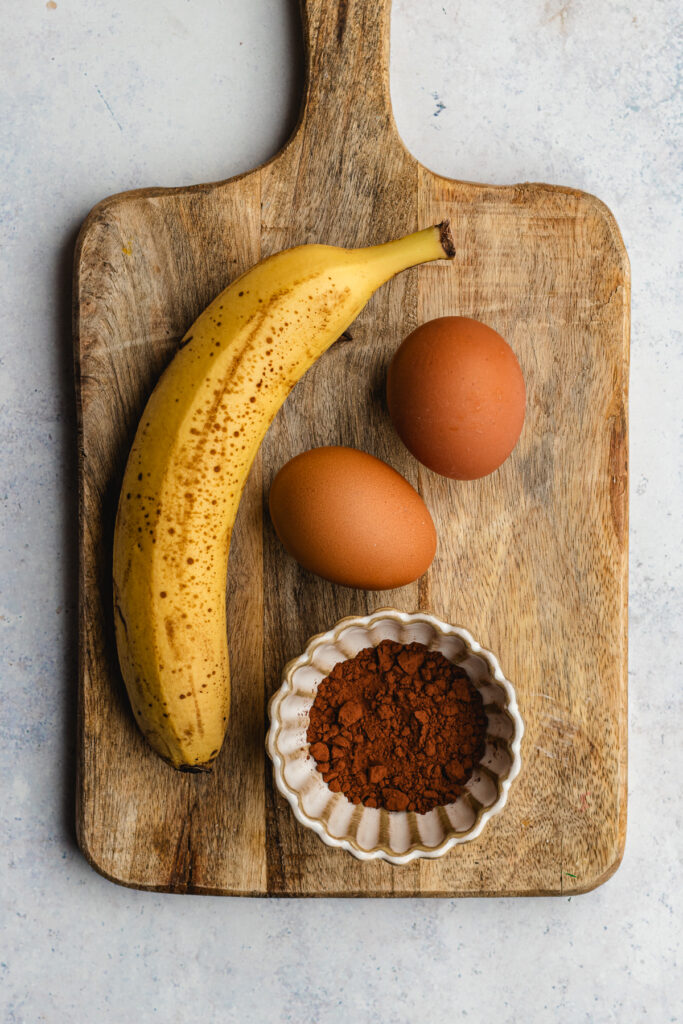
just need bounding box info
[268,446,436,590]
[386,316,526,480]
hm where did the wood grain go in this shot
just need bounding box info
[74,0,629,896]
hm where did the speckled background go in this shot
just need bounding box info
[1,0,681,1021]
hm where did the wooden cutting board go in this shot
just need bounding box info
[73,0,629,896]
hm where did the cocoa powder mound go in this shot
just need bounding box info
[306,639,488,814]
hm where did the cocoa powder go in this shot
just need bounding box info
[306,639,487,814]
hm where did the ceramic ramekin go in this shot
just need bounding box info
[266,609,523,865]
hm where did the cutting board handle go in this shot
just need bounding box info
[299,0,397,143]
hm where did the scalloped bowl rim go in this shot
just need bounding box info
[266,608,524,865]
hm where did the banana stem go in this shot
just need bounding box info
[437,220,457,258]
[361,220,455,277]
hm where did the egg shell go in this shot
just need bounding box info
[268,446,437,590]
[386,316,526,480]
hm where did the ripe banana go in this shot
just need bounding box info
[113,223,455,770]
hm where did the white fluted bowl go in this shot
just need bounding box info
[266,609,523,865]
